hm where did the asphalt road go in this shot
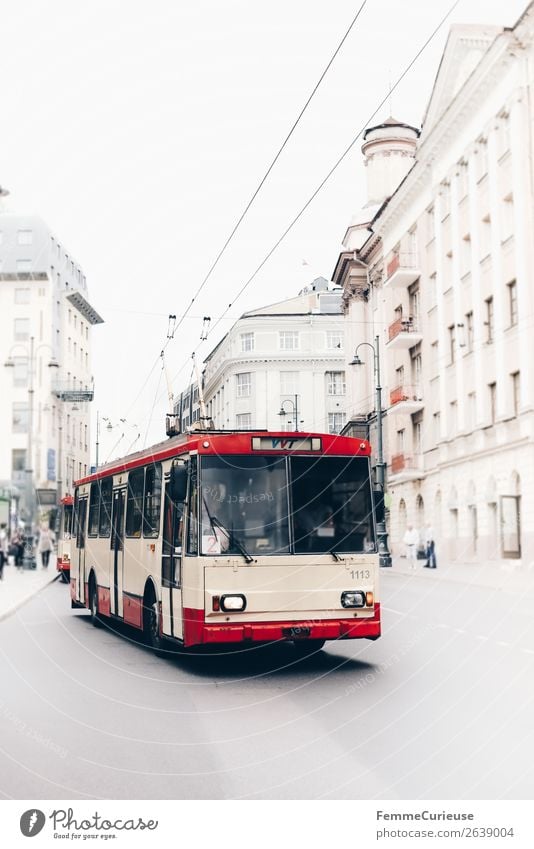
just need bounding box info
[0,570,533,800]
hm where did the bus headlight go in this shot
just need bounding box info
[341,591,366,608]
[220,594,247,612]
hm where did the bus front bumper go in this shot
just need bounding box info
[183,605,381,647]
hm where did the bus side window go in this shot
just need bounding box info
[143,463,162,538]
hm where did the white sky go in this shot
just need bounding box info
[0,0,528,461]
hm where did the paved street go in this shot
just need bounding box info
[0,567,533,800]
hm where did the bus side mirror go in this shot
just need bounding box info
[373,490,385,525]
[170,462,188,503]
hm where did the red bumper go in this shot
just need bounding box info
[183,604,381,648]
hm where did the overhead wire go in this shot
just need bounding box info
[122,0,462,438]
[171,1,369,335]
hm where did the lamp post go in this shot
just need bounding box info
[278,395,300,431]
[4,337,59,568]
[349,334,392,567]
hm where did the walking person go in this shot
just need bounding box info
[38,525,55,569]
[403,523,420,570]
[0,523,7,580]
[423,522,437,568]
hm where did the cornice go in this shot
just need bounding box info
[375,31,520,234]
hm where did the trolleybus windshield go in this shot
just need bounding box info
[199,454,375,557]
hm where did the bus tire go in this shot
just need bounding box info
[293,639,325,657]
[143,590,165,656]
[89,577,100,628]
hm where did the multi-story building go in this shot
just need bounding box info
[200,279,347,433]
[334,7,534,565]
[0,207,103,525]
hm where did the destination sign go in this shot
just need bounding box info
[251,437,322,452]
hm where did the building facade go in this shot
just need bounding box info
[334,7,534,566]
[200,280,347,434]
[0,209,103,526]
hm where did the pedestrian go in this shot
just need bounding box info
[423,521,437,568]
[38,525,55,569]
[12,531,24,568]
[0,523,7,580]
[403,523,420,569]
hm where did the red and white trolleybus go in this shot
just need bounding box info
[70,430,380,654]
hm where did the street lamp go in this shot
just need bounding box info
[349,334,392,567]
[278,395,300,431]
[4,337,59,568]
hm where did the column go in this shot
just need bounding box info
[487,125,507,417]
[433,192,448,441]
[466,146,485,426]
[449,172,466,431]
[509,91,534,409]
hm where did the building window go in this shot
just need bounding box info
[481,213,491,258]
[448,325,456,364]
[511,371,520,416]
[12,449,26,482]
[240,332,254,352]
[460,233,471,275]
[468,391,476,430]
[236,413,251,428]
[485,297,494,343]
[396,428,405,453]
[426,205,435,242]
[279,331,299,350]
[126,468,144,537]
[413,420,422,454]
[488,382,497,424]
[14,288,30,304]
[14,318,29,341]
[280,371,298,395]
[326,331,344,350]
[429,272,437,309]
[508,280,517,327]
[17,229,33,245]
[465,312,474,352]
[12,402,29,433]
[16,259,32,272]
[440,181,451,219]
[433,412,441,442]
[326,371,345,396]
[328,412,345,434]
[236,372,251,397]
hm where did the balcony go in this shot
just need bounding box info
[388,385,424,415]
[384,252,420,289]
[389,453,424,482]
[386,316,423,350]
[51,382,94,402]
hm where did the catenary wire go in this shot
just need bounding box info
[172,1,369,335]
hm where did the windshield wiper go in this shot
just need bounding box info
[212,516,254,564]
[202,496,254,564]
[329,545,342,562]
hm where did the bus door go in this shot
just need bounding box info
[110,488,126,617]
[161,481,184,640]
[75,497,88,602]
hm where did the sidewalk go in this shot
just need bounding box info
[387,554,534,594]
[0,555,59,621]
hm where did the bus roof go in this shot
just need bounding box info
[75,430,372,487]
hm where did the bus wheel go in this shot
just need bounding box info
[89,579,100,628]
[143,597,165,655]
[293,639,325,657]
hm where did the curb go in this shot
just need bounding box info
[0,570,60,623]
[383,562,534,593]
